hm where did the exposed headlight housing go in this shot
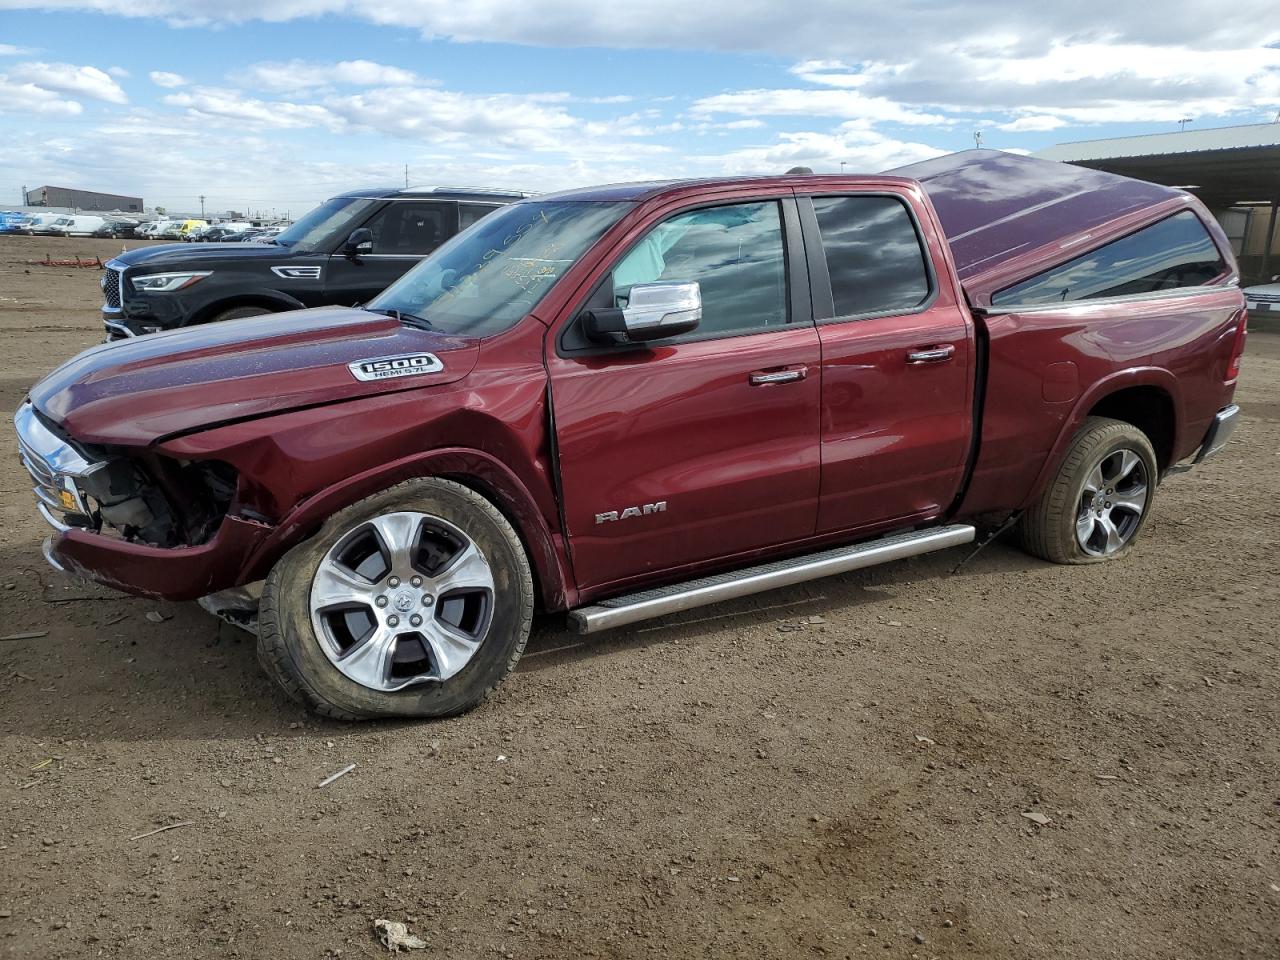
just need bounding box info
[131,271,212,292]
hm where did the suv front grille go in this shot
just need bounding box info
[101,266,122,308]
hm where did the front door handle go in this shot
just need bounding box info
[749,366,807,386]
[906,344,956,364]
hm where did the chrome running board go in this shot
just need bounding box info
[568,523,975,634]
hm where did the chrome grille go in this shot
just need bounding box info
[101,265,122,308]
[1248,292,1280,304]
[14,402,96,531]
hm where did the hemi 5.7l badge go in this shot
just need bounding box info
[348,353,444,382]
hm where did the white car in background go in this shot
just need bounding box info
[24,213,64,235]
[1243,279,1280,317]
[48,215,107,237]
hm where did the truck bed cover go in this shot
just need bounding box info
[890,149,1190,293]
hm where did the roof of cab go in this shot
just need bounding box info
[888,149,1191,283]
[329,186,533,201]
[532,174,922,203]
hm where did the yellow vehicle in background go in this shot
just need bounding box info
[176,219,208,241]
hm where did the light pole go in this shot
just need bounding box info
[839,161,846,174]
[199,195,206,218]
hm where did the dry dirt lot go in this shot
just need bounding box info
[0,235,1277,960]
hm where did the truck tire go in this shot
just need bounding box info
[208,305,272,324]
[1019,416,1159,565]
[257,478,534,720]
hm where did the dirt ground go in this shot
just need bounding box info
[0,235,1277,960]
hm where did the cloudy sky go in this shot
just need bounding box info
[1,1,1278,216]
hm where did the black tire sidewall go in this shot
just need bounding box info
[262,479,533,719]
[210,306,271,324]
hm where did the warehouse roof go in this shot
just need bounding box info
[1033,123,1280,208]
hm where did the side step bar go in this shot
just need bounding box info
[568,523,975,634]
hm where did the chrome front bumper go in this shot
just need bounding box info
[14,401,102,533]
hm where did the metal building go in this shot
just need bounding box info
[24,185,144,213]
[1036,124,1280,283]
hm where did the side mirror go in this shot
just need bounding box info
[345,227,373,257]
[582,281,702,346]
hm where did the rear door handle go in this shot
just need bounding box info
[749,366,807,386]
[906,345,956,364]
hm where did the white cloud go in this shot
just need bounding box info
[3,1,1278,60]
[0,43,36,56]
[149,70,188,88]
[695,125,946,177]
[691,88,949,126]
[237,59,422,92]
[164,87,340,129]
[0,76,83,115]
[7,61,127,103]
[996,115,1069,133]
[107,65,128,77]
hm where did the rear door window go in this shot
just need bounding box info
[365,202,455,256]
[811,196,931,319]
[992,210,1226,306]
[459,203,501,231]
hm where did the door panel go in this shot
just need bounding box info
[548,194,820,593]
[323,254,412,307]
[550,326,822,590]
[800,193,974,534]
[816,309,972,532]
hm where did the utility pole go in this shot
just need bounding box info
[1178,117,1193,132]
[839,161,846,174]
[404,164,409,188]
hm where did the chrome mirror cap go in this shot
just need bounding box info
[581,280,702,346]
[622,281,702,335]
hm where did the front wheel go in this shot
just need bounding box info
[257,478,534,720]
[207,305,273,324]
[1019,417,1158,564]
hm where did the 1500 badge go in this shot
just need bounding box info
[348,353,444,382]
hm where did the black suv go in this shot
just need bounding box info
[101,186,527,339]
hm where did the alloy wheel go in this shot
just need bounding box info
[1075,448,1149,557]
[308,512,495,692]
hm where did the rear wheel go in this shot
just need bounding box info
[207,305,272,324]
[1019,417,1158,564]
[257,478,534,719]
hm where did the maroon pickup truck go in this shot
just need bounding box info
[15,150,1246,719]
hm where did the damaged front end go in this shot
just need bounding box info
[15,400,236,548]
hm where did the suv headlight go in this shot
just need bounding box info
[131,271,212,292]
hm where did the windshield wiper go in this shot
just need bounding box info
[367,307,437,331]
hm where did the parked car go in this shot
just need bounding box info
[1242,278,1280,316]
[97,186,525,338]
[18,150,1245,719]
[49,215,107,237]
[93,218,141,239]
[198,223,253,242]
[24,213,65,235]
[0,212,33,234]
[137,220,175,239]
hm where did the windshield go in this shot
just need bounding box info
[274,196,380,251]
[367,200,632,338]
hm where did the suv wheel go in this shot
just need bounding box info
[257,478,534,720]
[1019,416,1158,564]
